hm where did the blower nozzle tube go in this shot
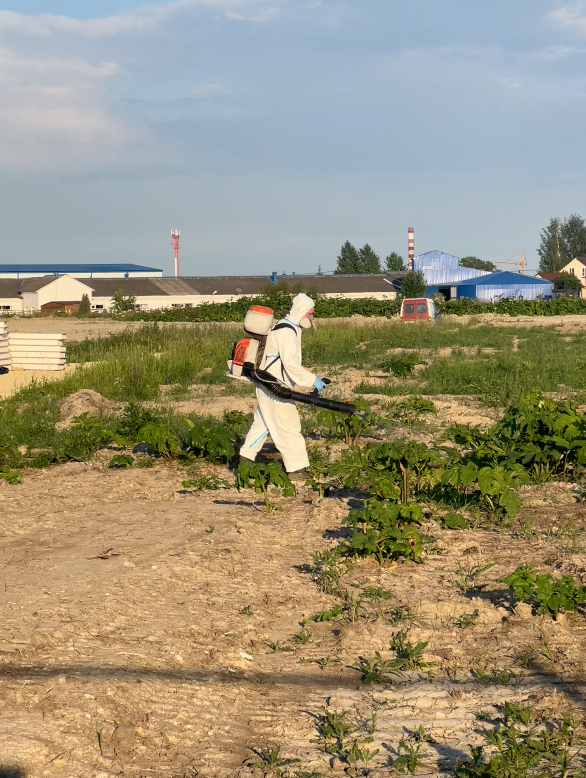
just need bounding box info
[244,367,356,415]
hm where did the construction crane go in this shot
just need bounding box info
[496,250,527,275]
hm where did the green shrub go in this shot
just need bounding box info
[315,399,376,444]
[180,417,237,462]
[0,466,22,485]
[108,454,134,468]
[57,414,126,463]
[235,460,295,513]
[445,392,586,481]
[378,355,427,377]
[222,410,253,439]
[115,402,163,439]
[504,565,586,617]
[342,498,424,564]
[135,422,180,458]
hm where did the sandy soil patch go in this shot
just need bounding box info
[1,461,586,778]
[0,366,77,399]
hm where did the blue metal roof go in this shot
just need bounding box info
[0,263,161,272]
[414,250,490,285]
[457,271,551,286]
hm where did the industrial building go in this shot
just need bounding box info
[452,271,553,301]
[0,273,401,314]
[415,250,491,293]
[0,263,163,279]
[414,250,552,301]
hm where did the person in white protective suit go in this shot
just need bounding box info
[240,293,328,479]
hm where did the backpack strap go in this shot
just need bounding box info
[272,322,298,335]
[264,321,298,378]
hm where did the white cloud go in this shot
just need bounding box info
[0,0,285,172]
[0,0,282,38]
[549,3,586,35]
[0,47,143,171]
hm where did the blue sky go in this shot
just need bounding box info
[0,0,585,275]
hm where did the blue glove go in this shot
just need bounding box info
[313,376,327,392]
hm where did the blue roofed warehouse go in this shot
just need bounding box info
[0,264,163,279]
[454,271,553,302]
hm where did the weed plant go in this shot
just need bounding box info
[455,702,586,777]
[181,475,231,490]
[311,707,379,775]
[235,460,295,513]
[504,565,586,617]
[245,745,300,773]
[108,454,134,468]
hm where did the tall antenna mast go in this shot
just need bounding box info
[171,229,180,277]
[408,227,414,270]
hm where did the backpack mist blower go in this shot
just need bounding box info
[227,305,356,415]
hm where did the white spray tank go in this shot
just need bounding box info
[228,305,274,378]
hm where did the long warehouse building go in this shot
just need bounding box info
[0,273,402,314]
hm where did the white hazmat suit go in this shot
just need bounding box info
[240,293,317,473]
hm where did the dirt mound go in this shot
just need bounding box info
[56,389,117,429]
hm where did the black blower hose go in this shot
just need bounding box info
[244,367,356,415]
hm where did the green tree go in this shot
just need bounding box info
[385,252,406,272]
[400,270,427,298]
[78,293,91,316]
[460,256,497,272]
[335,241,360,274]
[553,272,583,292]
[357,244,382,273]
[560,214,586,261]
[111,289,137,314]
[538,217,567,271]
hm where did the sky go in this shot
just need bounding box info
[0,0,585,275]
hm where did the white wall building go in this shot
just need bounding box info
[0,273,402,314]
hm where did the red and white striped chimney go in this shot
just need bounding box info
[171,229,180,277]
[408,227,414,270]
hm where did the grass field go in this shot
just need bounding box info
[2,317,586,466]
[3,318,586,778]
[59,318,586,404]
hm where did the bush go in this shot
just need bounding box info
[504,565,586,617]
[180,417,238,462]
[342,498,424,564]
[553,272,583,291]
[109,454,134,468]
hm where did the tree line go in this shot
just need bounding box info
[538,214,586,272]
[334,241,406,274]
[334,241,497,275]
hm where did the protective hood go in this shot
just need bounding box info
[287,293,315,325]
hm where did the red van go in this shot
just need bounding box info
[400,298,439,323]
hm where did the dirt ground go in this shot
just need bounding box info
[3,317,236,342]
[3,314,586,776]
[0,368,77,400]
[2,393,586,778]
